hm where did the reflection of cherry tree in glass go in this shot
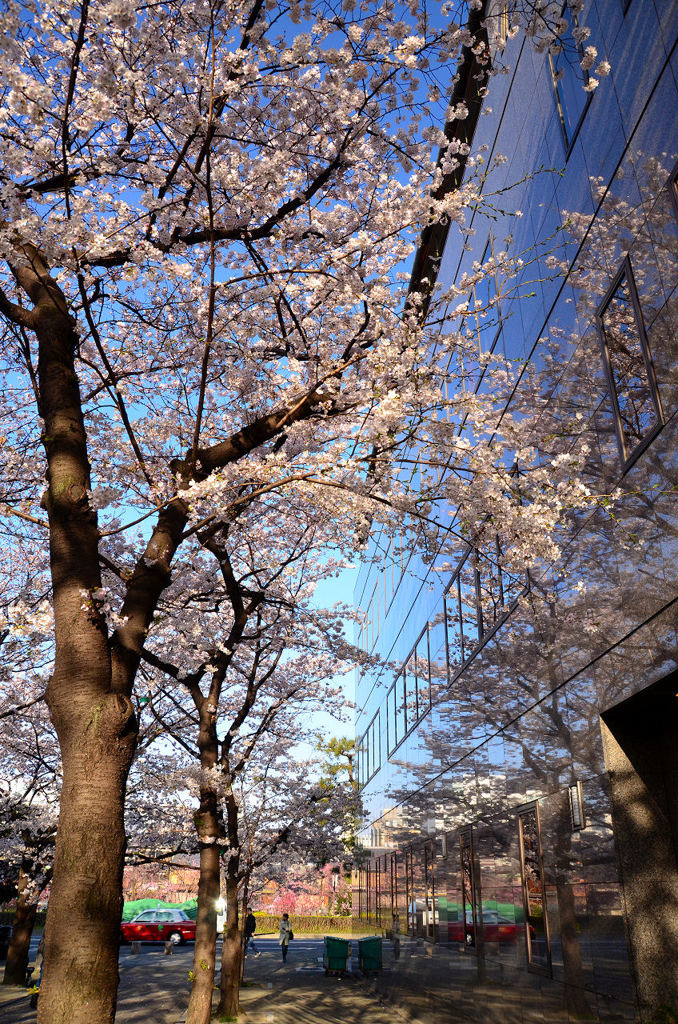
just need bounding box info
[600,273,659,455]
[371,150,678,1000]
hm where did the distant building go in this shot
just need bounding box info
[354,2,678,1021]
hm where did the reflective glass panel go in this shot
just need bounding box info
[415,631,431,714]
[424,843,437,940]
[386,684,395,754]
[459,557,480,660]
[500,547,524,608]
[445,580,463,675]
[395,673,406,745]
[412,847,426,937]
[549,5,589,147]
[460,830,477,948]
[428,610,448,701]
[518,806,551,971]
[600,268,660,458]
[390,855,397,917]
[371,713,380,775]
[406,849,415,932]
[405,659,418,729]
[477,548,503,635]
[366,865,371,921]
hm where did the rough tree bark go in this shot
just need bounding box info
[185,710,222,1024]
[39,710,135,1024]
[5,230,343,1024]
[239,871,251,984]
[217,862,243,1021]
[217,783,244,1018]
[6,253,138,1024]
[2,863,38,987]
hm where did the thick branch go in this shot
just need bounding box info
[0,286,37,329]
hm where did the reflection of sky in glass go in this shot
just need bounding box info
[549,10,589,149]
[353,11,678,1009]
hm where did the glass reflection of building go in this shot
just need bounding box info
[353,3,678,1022]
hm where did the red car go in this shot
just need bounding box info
[120,909,196,946]
[448,911,535,945]
[448,913,540,942]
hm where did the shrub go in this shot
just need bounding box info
[252,914,353,934]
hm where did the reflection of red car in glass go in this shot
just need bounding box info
[120,909,196,945]
[448,911,533,944]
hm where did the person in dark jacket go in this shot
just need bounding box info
[244,908,259,956]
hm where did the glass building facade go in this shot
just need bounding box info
[353,2,678,1021]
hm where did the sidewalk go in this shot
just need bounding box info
[234,950,401,1024]
[0,939,403,1024]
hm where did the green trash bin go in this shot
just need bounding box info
[323,935,350,974]
[359,935,382,972]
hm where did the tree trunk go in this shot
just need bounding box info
[217,866,243,1020]
[2,864,38,986]
[37,696,136,1024]
[185,791,221,1024]
[239,879,250,984]
[14,277,140,1024]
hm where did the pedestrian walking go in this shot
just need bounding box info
[244,907,260,956]
[278,913,292,962]
[29,934,45,1008]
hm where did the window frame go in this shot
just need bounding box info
[383,540,528,764]
[424,841,437,942]
[405,848,415,934]
[366,864,372,923]
[517,801,553,977]
[386,682,394,755]
[358,710,384,790]
[410,626,431,719]
[596,255,664,468]
[444,574,463,678]
[388,682,397,754]
[395,671,406,745]
[458,552,481,661]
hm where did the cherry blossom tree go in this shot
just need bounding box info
[0,0,605,1021]
[274,734,359,920]
[262,861,352,915]
[137,539,354,1022]
[0,703,59,987]
[0,560,58,986]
